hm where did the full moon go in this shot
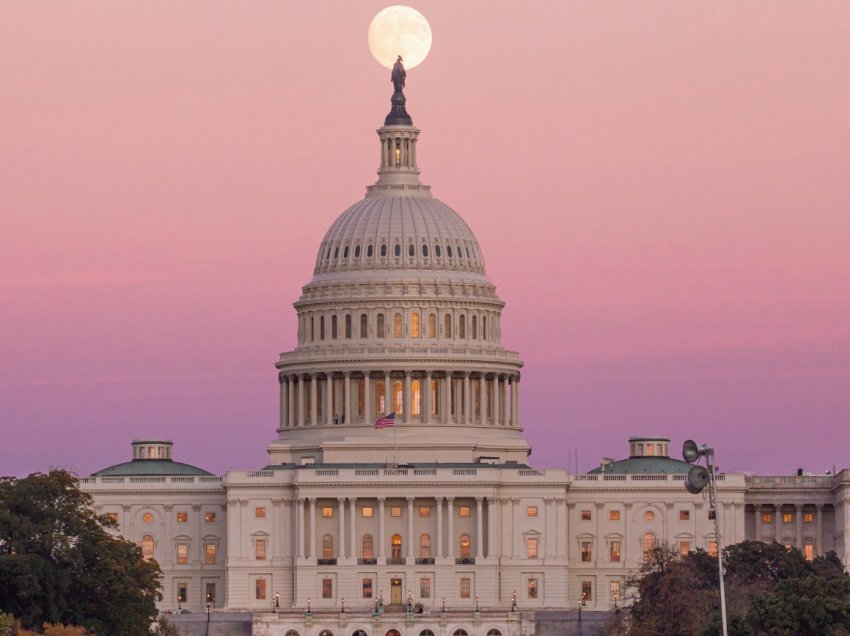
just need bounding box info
[367,5,432,70]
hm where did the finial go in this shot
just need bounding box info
[385,56,412,126]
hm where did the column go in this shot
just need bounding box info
[795,504,803,550]
[436,497,444,558]
[296,499,304,558]
[310,374,318,426]
[378,497,386,559]
[288,375,296,429]
[279,374,288,429]
[325,374,333,426]
[308,498,316,559]
[423,372,432,424]
[463,373,471,425]
[476,497,484,558]
[513,376,520,426]
[816,504,824,555]
[403,371,412,424]
[384,372,392,415]
[502,376,510,426]
[407,497,415,562]
[507,376,514,426]
[364,373,372,425]
[343,372,351,425]
[441,373,451,424]
[492,376,500,426]
[297,374,306,427]
[349,498,357,559]
[510,499,518,558]
[479,374,487,424]
[337,497,345,559]
[447,497,455,559]
[487,498,495,558]
[272,500,283,560]
[774,503,782,543]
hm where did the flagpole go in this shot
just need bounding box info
[393,420,398,466]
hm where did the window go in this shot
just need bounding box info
[360,313,367,338]
[707,541,718,557]
[255,507,266,519]
[528,578,538,599]
[332,315,338,339]
[762,512,773,524]
[391,506,402,517]
[428,313,436,338]
[644,511,655,521]
[679,510,690,521]
[420,577,431,598]
[804,543,814,560]
[783,512,793,523]
[408,244,415,257]
[380,244,387,257]
[394,244,401,257]
[609,540,621,562]
[581,541,592,562]
[362,506,374,518]
[343,246,349,258]
[143,512,153,523]
[141,535,154,560]
[345,314,352,338]
[205,512,217,523]
[459,505,471,517]
[419,506,431,518]
[205,543,216,564]
[581,580,592,602]
[527,506,538,518]
[362,577,373,598]
[411,312,420,337]
[205,582,216,605]
[391,534,402,559]
[460,534,471,558]
[285,632,300,636]
[322,534,333,559]
[804,512,814,523]
[367,245,373,257]
[679,541,691,557]
[255,539,266,560]
[609,580,621,603]
[176,511,188,523]
[362,534,374,559]
[377,314,385,338]
[333,246,339,259]
[459,315,466,338]
[420,534,431,558]
[255,579,266,600]
[354,245,361,258]
[320,315,325,339]
[422,244,429,257]
[177,582,188,604]
[642,533,657,554]
[581,510,592,521]
[708,509,716,520]
[527,537,538,559]
[177,543,188,564]
[472,315,478,339]
[412,379,421,415]
[394,313,403,338]
[322,578,333,599]
[322,507,334,518]
[434,245,441,257]
[444,314,452,338]
[459,577,471,598]
[609,510,620,521]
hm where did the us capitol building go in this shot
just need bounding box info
[79,69,850,636]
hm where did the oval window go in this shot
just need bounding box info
[644,510,655,521]
[367,245,374,257]
[394,244,401,257]
[343,246,349,258]
[457,245,464,258]
[422,245,429,257]
[381,244,387,257]
[333,247,339,259]
[435,245,441,257]
[408,244,415,257]
[354,245,361,258]
[466,247,471,258]
[447,246,453,258]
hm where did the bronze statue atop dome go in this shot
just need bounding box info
[391,55,406,92]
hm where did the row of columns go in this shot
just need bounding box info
[760,503,825,554]
[278,371,520,429]
[380,131,417,170]
[294,496,493,561]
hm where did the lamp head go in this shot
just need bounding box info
[685,465,710,494]
[682,439,708,463]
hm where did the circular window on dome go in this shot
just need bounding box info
[447,245,453,258]
[644,511,655,521]
[435,245,441,257]
[354,245,361,258]
[408,244,415,257]
[143,513,153,523]
[367,245,373,257]
[343,246,349,258]
[422,244,429,257]
[394,244,401,257]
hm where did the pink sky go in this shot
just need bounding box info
[2,2,849,477]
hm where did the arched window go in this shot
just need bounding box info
[375,380,385,414]
[343,246,349,258]
[141,535,154,560]
[435,245,441,257]
[393,381,403,414]
[431,379,439,416]
[310,316,315,341]
[367,245,374,257]
[472,315,478,339]
[320,315,325,340]
[362,534,374,559]
[642,532,657,555]
[411,380,421,415]
[483,316,487,340]
[358,378,365,416]
[322,534,334,559]
[345,314,352,339]
[332,315,338,339]
[459,315,466,338]
[422,244,429,257]
[410,313,420,338]
[420,533,431,558]
[453,630,469,636]
[360,313,368,338]
[318,631,334,636]
[459,534,471,558]
[354,245,361,258]
[447,245,453,258]
[457,245,464,259]
[394,244,401,257]
[391,534,402,559]
[377,313,385,338]
[428,313,436,338]
[444,314,452,338]
[487,630,503,636]
[420,631,436,636]
[394,313,403,338]
[381,244,387,257]
[408,244,415,257]
[284,631,300,636]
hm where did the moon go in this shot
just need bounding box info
[368,5,432,70]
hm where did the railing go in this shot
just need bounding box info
[455,557,476,565]
[518,469,543,476]
[416,558,436,565]
[384,469,408,476]
[386,557,406,565]
[79,475,224,486]
[746,475,833,487]
[247,470,274,478]
[315,469,339,476]
[414,468,437,476]
[355,469,380,476]
[572,473,733,483]
[358,558,377,565]
[316,559,337,566]
[453,468,477,476]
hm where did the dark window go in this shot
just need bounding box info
[381,244,387,257]
[394,244,401,257]
[333,247,339,259]
[325,247,331,260]
[457,245,463,258]
[435,245,441,257]
[466,247,471,258]
[367,245,373,257]
[343,246,349,258]
[422,244,429,257]
[360,314,367,338]
[408,244,415,257]
[332,315,338,339]
[345,314,352,339]
[320,316,325,340]
[447,245,453,257]
[354,245,361,258]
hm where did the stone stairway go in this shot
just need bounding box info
[535,610,612,636]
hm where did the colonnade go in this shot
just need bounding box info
[278,371,520,430]
[756,503,826,555]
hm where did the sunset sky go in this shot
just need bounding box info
[2,1,848,477]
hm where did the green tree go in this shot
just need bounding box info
[0,471,161,635]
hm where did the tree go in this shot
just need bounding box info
[0,471,161,635]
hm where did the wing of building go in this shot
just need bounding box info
[80,76,850,636]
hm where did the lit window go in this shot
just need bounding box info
[205,512,217,523]
[143,512,153,523]
[783,512,793,524]
[679,510,690,521]
[527,537,538,559]
[362,577,373,598]
[141,535,154,560]
[528,578,538,599]
[362,534,374,559]
[255,507,266,519]
[609,541,620,562]
[460,534,471,558]
[609,580,621,603]
[459,506,471,517]
[322,578,333,599]
[581,541,592,562]
[581,510,592,521]
[177,512,188,523]
[527,506,538,518]
[362,506,373,518]
[581,580,592,602]
[707,541,718,557]
[419,506,431,518]
[322,535,333,560]
[255,579,266,600]
[177,543,188,564]
[420,577,431,598]
[804,543,814,560]
[460,577,471,599]
[420,534,431,559]
[394,313,403,338]
[804,512,814,523]
[390,506,402,518]
[679,541,691,557]
[177,583,188,604]
[609,510,620,521]
[644,511,655,521]
[255,539,266,560]
[205,543,216,564]
[391,534,402,559]
[762,512,773,524]
[411,313,420,337]
[322,507,333,518]
[428,313,436,338]
[642,533,657,554]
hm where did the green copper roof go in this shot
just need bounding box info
[93,459,213,477]
[588,457,692,475]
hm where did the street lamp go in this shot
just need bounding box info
[475,596,479,613]
[578,593,586,636]
[441,596,446,613]
[306,597,311,615]
[511,590,517,612]
[274,592,280,610]
[341,597,345,613]
[407,590,412,613]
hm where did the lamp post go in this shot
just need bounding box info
[441,596,446,613]
[578,593,587,636]
[275,592,280,611]
[407,590,412,614]
[205,601,211,636]
[341,597,345,613]
[379,590,384,608]
[475,596,479,613]
[306,597,311,615]
[511,590,517,612]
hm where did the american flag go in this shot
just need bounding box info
[374,412,396,429]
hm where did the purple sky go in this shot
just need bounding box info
[2,2,849,478]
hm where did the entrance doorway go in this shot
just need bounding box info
[390,578,402,605]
